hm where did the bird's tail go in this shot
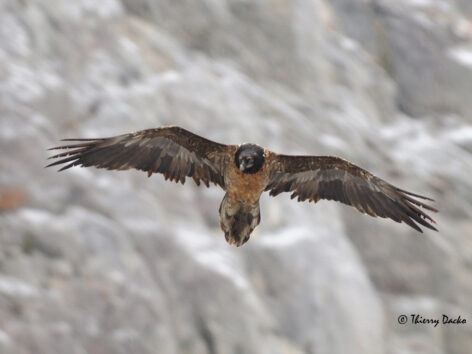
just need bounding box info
[219,194,260,247]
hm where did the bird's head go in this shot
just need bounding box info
[235,144,265,174]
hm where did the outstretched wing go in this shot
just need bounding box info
[47,126,232,188]
[265,154,438,232]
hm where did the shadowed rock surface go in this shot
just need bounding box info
[1,1,471,353]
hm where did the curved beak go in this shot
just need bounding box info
[239,160,247,172]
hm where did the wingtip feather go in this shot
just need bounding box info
[396,187,435,201]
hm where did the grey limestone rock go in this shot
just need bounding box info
[1,0,471,353]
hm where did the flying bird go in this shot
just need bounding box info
[47,126,438,246]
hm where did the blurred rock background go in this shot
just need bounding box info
[1,0,472,353]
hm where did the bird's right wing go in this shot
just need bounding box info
[47,126,234,189]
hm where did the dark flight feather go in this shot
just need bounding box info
[47,126,230,188]
[265,155,437,232]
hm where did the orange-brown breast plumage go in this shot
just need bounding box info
[225,150,270,205]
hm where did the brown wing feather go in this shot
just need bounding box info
[47,126,232,189]
[265,154,438,232]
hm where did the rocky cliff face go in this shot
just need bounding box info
[1,1,471,353]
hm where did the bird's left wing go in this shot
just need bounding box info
[47,126,232,189]
[265,154,438,232]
